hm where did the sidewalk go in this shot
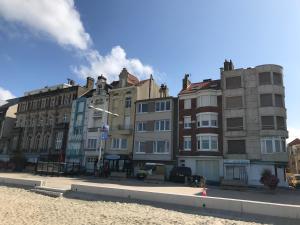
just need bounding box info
[1,172,300,205]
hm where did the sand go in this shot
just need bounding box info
[0,186,278,225]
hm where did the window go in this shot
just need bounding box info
[63,113,68,123]
[34,135,40,151]
[226,76,241,89]
[87,139,97,149]
[112,138,127,149]
[276,116,285,130]
[197,113,218,128]
[55,131,63,150]
[259,72,271,85]
[227,140,246,154]
[135,141,146,153]
[261,116,274,130]
[155,120,170,131]
[184,99,191,109]
[275,94,284,107]
[184,116,191,129]
[226,96,243,108]
[75,114,83,126]
[42,134,50,151]
[227,117,243,131]
[77,101,85,112]
[136,122,146,132]
[155,100,171,111]
[260,94,273,107]
[155,141,169,153]
[125,97,131,108]
[183,136,191,150]
[138,103,148,113]
[261,137,286,154]
[197,95,217,107]
[273,72,282,85]
[197,134,218,151]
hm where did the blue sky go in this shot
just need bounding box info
[0,0,299,141]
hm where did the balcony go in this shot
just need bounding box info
[88,127,99,132]
[93,111,102,118]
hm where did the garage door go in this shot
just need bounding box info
[196,160,219,181]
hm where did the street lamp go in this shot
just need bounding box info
[88,105,119,175]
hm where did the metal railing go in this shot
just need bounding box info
[35,161,82,176]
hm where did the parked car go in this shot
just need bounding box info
[136,163,165,180]
[169,166,192,183]
[288,174,300,188]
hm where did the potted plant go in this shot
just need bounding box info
[260,169,279,190]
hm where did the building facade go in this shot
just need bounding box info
[133,86,178,176]
[11,78,94,162]
[65,75,111,172]
[178,74,223,183]
[0,99,19,161]
[104,68,161,174]
[288,138,300,174]
[221,60,288,186]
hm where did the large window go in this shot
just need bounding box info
[156,100,171,111]
[136,121,147,132]
[155,141,169,153]
[135,141,146,153]
[227,117,243,131]
[261,137,286,154]
[138,103,148,113]
[226,96,243,108]
[259,72,271,85]
[77,101,85,112]
[260,94,273,107]
[183,136,191,151]
[275,94,284,107]
[227,140,246,154]
[184,99,191,109]
[87,139,97,149]
[197,134,218,151]
[184,116,191,129]
[273,72,282,85]
[226,76,241,89]
[112,138,127,150]
[125,97,131,108]
[55,131,63,150]
[276,116,285,130]
[197,112,218,128]
[75,114,83,126]
[155,120,170,131]
[261,116,275,130]
[197,95,217,107]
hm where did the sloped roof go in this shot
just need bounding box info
[179,79,221,95]
[288,138,300,146]
[127,73,140,85]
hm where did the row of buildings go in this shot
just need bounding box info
[0,60,290,186]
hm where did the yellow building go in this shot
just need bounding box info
[104,68,160,174]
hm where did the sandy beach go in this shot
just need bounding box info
[0,186,282,225]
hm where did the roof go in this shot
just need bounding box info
[127,73,140,85]
[179,79,221,95]
[0,98,20,110]
[288,138,300,146]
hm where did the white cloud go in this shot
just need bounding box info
[288,127,300,144]
[0,0,91,50]
[0,0,156,82]
[0,86,15,101]
[73,46,154,82]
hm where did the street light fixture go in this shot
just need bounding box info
[88,105,119,176]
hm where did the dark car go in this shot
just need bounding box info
[169,166,192,183]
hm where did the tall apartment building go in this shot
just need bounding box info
[178,74,223,183]
[65,75,112,172]
[104,68,161,174]
[12,78,94,162]
[221,60,288,186]
[133,85,178,175]
[0,99,19,161]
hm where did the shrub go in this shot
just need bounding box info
[260,169,279,190]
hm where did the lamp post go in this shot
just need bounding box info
[88,105,119,175]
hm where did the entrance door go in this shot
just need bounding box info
[196,160,220,181]
[124,116,131,129]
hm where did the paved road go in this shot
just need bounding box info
[1,172,300,205]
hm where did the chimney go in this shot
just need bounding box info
[67,78,75,86]
[159,84,169,98]
[224,59,234,71]
[182,74,191,90]
[85,77,94,89]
